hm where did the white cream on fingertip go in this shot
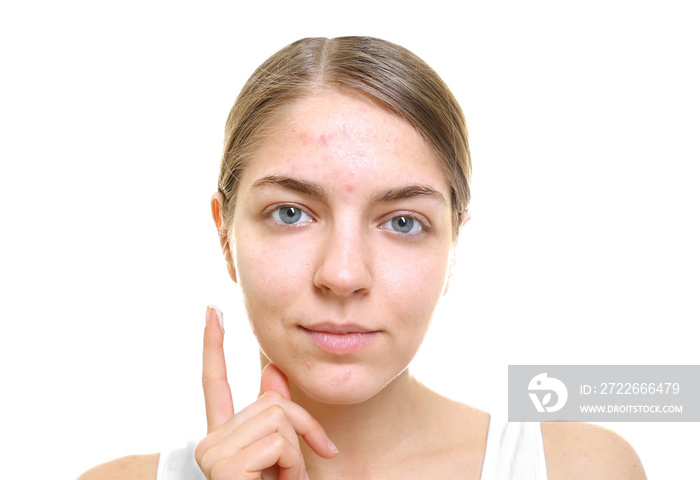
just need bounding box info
[207,305,225,333]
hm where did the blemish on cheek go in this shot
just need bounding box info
[318,132,334,145]
[344,368,352,380]
[290,339,297,347]
[251,321,257,331]
[305,361,314,370]
[298,132,311,145]
[346,183,355,192]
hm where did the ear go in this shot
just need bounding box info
[460,210,472,227]
[211,192,237,283]
[442,249,456,296]
[443,211,471,296]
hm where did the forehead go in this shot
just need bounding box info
[240,91,448,195]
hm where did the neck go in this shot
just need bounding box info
[290,369,433,476]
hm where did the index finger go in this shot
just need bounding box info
[203,305,234,433]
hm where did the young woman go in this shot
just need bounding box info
[79,36,645,480]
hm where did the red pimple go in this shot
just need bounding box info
[318,132,334,145]
[346,183,355,192]
[305,361,314,370]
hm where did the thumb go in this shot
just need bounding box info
[259,363,292,399]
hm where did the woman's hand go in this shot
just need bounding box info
[195,307,338,480]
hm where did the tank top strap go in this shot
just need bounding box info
[479,416,548,480]
[157,439,206,480]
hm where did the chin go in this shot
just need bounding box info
[287,360,405,406]
[258,335,415,406]
[298,382,380,405]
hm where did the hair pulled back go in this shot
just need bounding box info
[217,36,471,238]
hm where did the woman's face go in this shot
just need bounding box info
[230,90,455,405]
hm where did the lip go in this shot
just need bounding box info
[301,323,379,353]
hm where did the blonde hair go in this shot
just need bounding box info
[217,36,471,238]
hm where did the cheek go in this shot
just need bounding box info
[379,243,451,326]
[382,240,449,295]
[234,233,311,318]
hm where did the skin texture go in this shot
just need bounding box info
[229,90,455,407]
[542,422,646,479]
[77,91,646,480]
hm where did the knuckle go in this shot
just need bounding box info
[269,432,288,450]
[261,390,285,404]
[194,434,213,464]
[194,435,213,463]
[198,451,213,475]
[196,438,222,474]
[194,442,205,464]
[265,404,287,422]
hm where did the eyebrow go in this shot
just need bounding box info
[251,175,330,202]
[251,175,446,206]
[370,185,447,206]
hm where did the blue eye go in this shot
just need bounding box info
[271,206,312,225]
[383,215,423,234]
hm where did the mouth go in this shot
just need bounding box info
[300,323,380,354]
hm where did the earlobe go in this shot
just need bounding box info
[460,210,471,227]
[442,249,456,296]
[211,192,237,283]
[443,211,470,296]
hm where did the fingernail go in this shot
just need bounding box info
[206,305,224,333]
[327,437,338,454]
[305,473,310,480]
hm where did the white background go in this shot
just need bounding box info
[1,1,698,478]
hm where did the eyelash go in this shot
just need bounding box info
[263,204,430,236]
[379,212,430,236]
[264,203,315,226]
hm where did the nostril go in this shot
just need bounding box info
[313,256,372,297]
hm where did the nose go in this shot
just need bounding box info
[313,225,372,297]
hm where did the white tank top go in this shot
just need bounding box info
[157,417,547,480]
[479,417,548,480]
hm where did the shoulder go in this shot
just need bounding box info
[541,422,646,480]
[77,454,160,480]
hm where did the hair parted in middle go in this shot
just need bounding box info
[217,36,471,239]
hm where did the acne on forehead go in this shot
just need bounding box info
[296,131,340,146]
[258,93,446,189]
[293,130,347,149]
